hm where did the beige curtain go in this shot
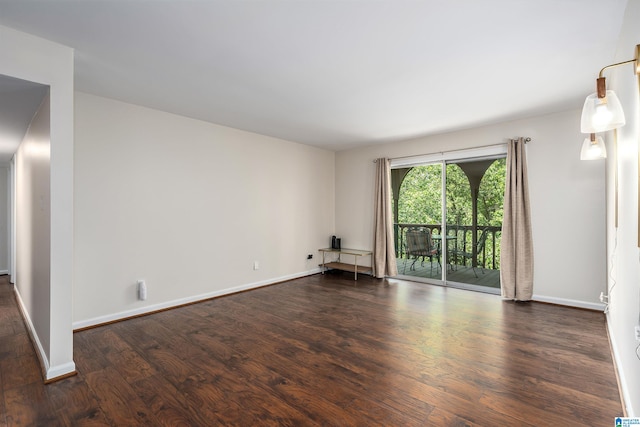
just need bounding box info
[500,138,534,300]
[373,158,398,278]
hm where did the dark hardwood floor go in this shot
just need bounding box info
[0,272,622,426]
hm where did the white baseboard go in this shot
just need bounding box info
[13,287,75,381]
[605,312,635,417]
[532,294,605,311]
[13,287,48,371]
[73,268,321,330]
[0,270,8,275]
[13,287,76,382]
[46,361,76,381]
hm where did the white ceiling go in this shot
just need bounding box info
[0,0,630,153]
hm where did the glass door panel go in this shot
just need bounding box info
[445,158,505,291]
[393,163,443,284]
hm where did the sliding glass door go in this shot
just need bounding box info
[391,147,506,293]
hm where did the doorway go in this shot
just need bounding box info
[1,27,76,381]
[391,146,507,293]
[0,75,50,283]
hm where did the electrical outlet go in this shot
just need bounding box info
[599,292,609,303]
[253,261,259,270]
[635,325,640,341]
[307,254,313,260]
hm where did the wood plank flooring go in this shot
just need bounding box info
[0,273,623,426]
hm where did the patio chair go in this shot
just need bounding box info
[403,228,440,274]
[454,227,489,278]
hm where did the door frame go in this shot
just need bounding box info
[391,144,507,292]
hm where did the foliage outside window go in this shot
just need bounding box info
[395,158,506,270]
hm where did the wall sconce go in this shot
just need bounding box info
[580,78,626,133]
[580,133,607,160]
[579,44,639,160]
[581,44,639,133]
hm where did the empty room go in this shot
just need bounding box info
[1,0,639,425]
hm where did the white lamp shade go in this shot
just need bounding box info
[580,135,607,160]
[580,90,626,133]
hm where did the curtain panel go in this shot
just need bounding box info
[500,138,534,300]
[373,158,398,278]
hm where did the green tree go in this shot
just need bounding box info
[478,158,506,227]
[445,164,471,228]
[397,164,442,225]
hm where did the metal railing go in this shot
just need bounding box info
[395,223,502,270]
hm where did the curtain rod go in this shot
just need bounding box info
[373,138,531,163]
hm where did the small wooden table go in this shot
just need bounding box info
[319,248,373,280]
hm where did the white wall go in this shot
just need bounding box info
[605,0,640,416]
[15,93,52,360]
[335,109,606,309]
[0,25,75,380]
[0,165,9,274]
[73,92,335,327]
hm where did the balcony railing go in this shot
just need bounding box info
[395,223,502,270]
